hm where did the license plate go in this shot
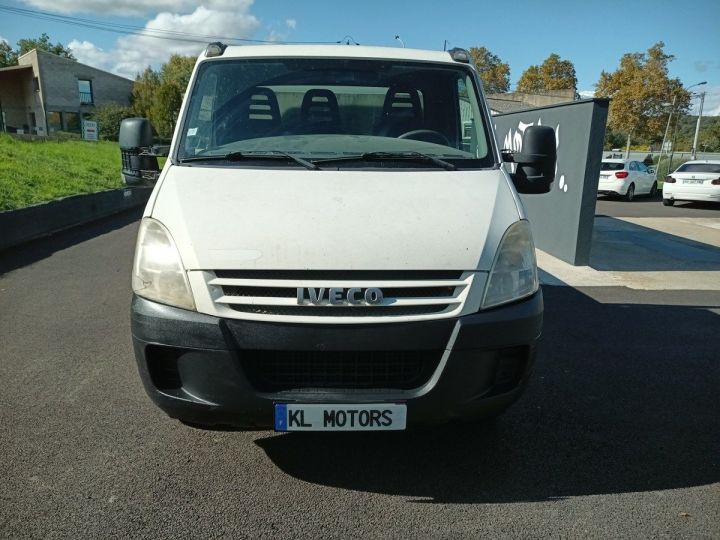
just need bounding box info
[683,179,704,184]
[274,403,407,431]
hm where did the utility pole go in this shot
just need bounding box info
[625,131,632,159]
[691,91,706,160]
[666,81,706,176]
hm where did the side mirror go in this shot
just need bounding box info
[502,125,557,194]
[119,118,161,185]
[648,167,655,174]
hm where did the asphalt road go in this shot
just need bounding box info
[1,209,719,539]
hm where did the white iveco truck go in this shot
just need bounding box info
[121,43,556,431]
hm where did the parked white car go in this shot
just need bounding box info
[662,160,720,206]
[597,159,658,201]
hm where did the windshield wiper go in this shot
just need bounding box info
[180,150,320,170]
[314,151,457,171]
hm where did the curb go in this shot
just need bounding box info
[0,187,152,251]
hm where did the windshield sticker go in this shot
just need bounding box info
[187,127,198,136]
[198,95,215,121]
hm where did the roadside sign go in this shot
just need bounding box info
[82,120,98,141]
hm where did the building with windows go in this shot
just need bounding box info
[0,48,133,135]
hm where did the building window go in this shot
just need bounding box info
[47,111,62,132]
[64,112,81,133]
[78,79,93,104]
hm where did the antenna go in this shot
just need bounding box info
[338,35,360,45]
[394,35,405,48]
[443,40,449,51]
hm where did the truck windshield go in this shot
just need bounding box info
[176,58,493,168]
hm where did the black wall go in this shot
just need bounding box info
[494,99,609,265]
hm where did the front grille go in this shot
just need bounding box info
[206,270,473,323]
[242,349,442,391]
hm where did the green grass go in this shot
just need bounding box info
[0,134,124,211]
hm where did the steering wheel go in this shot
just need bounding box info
[397,129,450,146]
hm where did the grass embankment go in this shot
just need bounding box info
[0,134,123,211]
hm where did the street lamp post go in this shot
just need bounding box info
[691,91,706,160]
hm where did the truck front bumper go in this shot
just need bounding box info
[131,291,543,428]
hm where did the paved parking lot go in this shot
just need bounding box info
[1,208,718,538]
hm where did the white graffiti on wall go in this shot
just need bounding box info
[497,118,567,193]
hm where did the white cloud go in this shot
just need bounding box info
[0,35,7,44]
[68,4,260,79]
[266,30,286,43]
[694,84,720,116]
[68,39,113,70]
[578,90,594,99]
[24,0,249,17]
[694,61,711,73]
[285,18,297,30]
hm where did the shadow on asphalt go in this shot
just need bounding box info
[596,193,662,204]
[595,196,720,218]
[663,201,720,211]
[255,286,720,503]
[589,216,720,272]
[0,208,143,276]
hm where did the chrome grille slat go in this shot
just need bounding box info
[214,270,463,280]
[205,270,473,323]
[228,304,451,317]
[220,285,456,298]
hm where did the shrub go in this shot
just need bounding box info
[90,104,135,141]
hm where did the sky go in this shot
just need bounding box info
[1,0,719,115]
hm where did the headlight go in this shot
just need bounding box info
[132,217,195,310]
[481,220,538,309]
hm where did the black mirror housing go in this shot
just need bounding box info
[119,118,160,185]
[503,125,557,194]
[119,118,154,150]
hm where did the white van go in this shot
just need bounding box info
[122,43,556,431]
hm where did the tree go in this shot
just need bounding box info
[90,104,135,141]
[150,83,183,140]
[0,39,18,68]
[700,121,720,152]
[603,127,626,150]
[131,55,195,139]
[160,55,196,92]
[0,33,74,67]
[132,67,162,119]
[595,42,690,151]
[16,33,75,59]
[468,47,510,94]
[517,53,577,92]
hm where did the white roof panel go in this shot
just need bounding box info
[209,44,459,65]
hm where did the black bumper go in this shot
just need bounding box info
[131,291,543,428]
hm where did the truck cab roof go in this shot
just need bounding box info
[203,44,463,65]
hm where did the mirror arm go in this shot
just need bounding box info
[148,145,170,157]
[501,149,550,165]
